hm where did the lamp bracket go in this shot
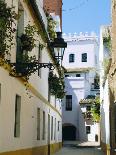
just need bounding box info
[9,62,54,77]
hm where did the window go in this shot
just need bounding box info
[86,126,91,134]
[58,121,60,131]
[69,54,75,63]
[66,95,72,111]
[65,74,69,77]
[51,116,53,140]
[14,95,21,137]
[38,44,42,76]
[42,111,45,140]
[17,2,24,58]
[54,118,56,140]
[82,53,87,62]
[76,74,81,77]
[37,108,40,140]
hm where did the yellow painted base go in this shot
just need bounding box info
[50,142,62,154]
[0,142,62,155]
[101,141,110,155]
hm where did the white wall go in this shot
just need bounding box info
[99,26,110,146]
[85,121,99,142]
[0,0,62,153]
[62,76,85,140]
[62,33,99,141]
[62,33,98,70]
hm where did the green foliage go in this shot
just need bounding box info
[20,34,35,51]
[47,15,57,41]
[11,24,45,79]
[48,71,65,99]
[103,35,111,51]
[103,57,111,76]
[20,24,41,52]
[0,1,16,57]
[91,96,100,122]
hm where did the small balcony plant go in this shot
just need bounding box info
[10,24,45,79]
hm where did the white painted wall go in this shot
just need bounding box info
[85,121,99,142]
[62,33,98,69]
[62,33,99,141]
[0,0,62,153]
[100,26,110,146]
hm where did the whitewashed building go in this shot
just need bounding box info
[0,1,64,155]
[62,32,100,142]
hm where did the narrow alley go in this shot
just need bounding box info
[0,1,113,155]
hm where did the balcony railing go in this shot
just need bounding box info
[91,83,100,90]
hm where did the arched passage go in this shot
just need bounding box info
[62,124,76,140]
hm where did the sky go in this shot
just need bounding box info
[62,0,111,35]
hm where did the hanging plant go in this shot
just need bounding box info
[47,15,57,41]
[20,24,38,52]
[91,96,100,122]
[103,27,111,51]
[0,1,16,57]
[10,24,45,79]
[48,71,65,99]
[10,53,38,79]
[20,34,35,51]
[103,35,111,51]
[103,57,111,76]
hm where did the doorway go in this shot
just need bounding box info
[62,125,76,140]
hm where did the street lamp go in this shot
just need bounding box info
[50,32,67,65]
[9,32,67,77]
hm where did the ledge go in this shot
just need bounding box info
[79,98,95,104]
[65,67,94,73]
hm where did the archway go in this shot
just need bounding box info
[62,124,76,140]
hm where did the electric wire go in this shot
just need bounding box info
[63,0,89,12]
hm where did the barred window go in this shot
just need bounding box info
[82,53,87,62]
[86,126,91,134]
[14,95,21,137]
[66,95,72,111]
[69,54,75,63]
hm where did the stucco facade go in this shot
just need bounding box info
[99,26,111,155]
[107,1,116,155]
[0,0,63,155]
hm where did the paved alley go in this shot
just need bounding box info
[54,141,104,155]
[54,146,104,155]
